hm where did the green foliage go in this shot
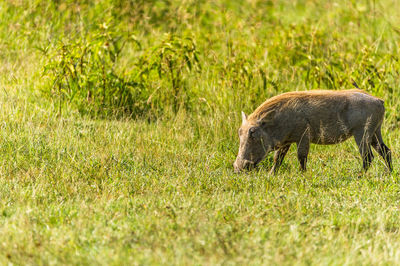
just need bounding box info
[41,26,201,117]
[41,23,139,117]
[20,0,400,119]
[136,34,201,114]
[2,0,400,264]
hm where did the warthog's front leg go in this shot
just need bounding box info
[270,144,291,174]
[296,128,310,171]
[296,140,310,171]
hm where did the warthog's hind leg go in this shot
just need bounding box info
[371,127,393,172]
[354,130,374,171]
[270,144,291,174]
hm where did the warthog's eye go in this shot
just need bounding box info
[249,127,259,138]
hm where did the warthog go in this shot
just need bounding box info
[234,89,392,173]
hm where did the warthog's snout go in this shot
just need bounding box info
[234,158,255,173]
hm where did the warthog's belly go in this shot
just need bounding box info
[309,120,353,145]
[311,133,352,145]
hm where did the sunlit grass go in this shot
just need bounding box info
[0,0,399,264]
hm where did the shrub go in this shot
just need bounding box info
[41,23,137,117]
[135,34,201,115]
[41,26,201,118]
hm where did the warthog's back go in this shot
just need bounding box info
[249,89,385,145]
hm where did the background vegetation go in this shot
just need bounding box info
[1,0,400,264]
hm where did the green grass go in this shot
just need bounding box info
[1,0,400,264]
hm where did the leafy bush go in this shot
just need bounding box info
[41,23,200,118]
[135,34,201,115]
[41,23,139,117]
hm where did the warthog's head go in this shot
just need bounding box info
[234,111,272,173]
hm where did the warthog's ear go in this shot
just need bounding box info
[261,109,276,118]
[241,111,247,125]
[257,109,276,127]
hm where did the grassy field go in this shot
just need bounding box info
[1,0,400,264]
